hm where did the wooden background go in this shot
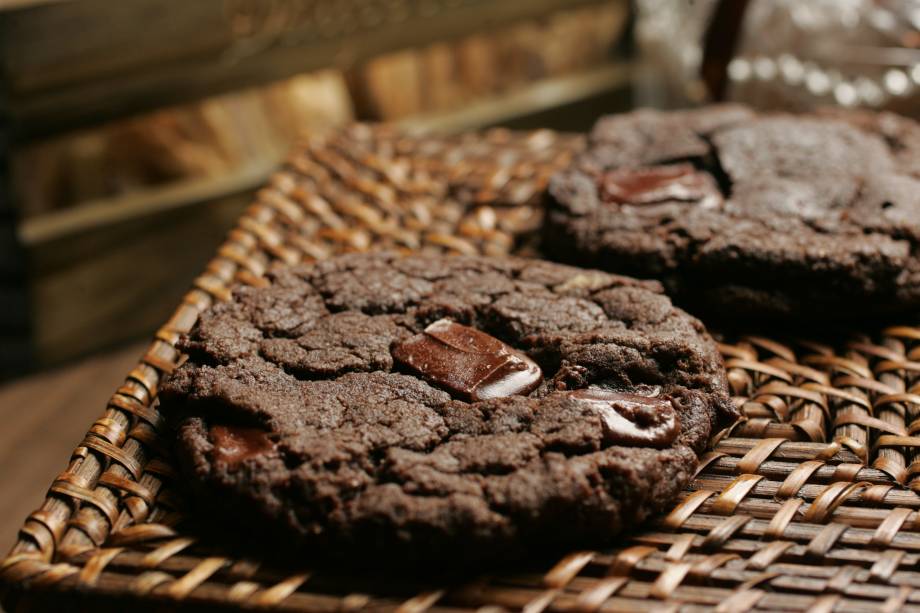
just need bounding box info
[0,0,632,375]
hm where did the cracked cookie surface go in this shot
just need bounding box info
[159,253,735,565]
[543,105,920,319]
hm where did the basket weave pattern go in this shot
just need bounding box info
[4,126,920,611]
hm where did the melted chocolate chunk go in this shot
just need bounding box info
[392,318,542,401]
[566,388,680,448]
[600,163,722,208]
[210,425,276,466]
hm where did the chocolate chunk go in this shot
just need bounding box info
[392,318,542,401]
[566,388,679,448]
[599,163,721,207]
[210,425,276,466]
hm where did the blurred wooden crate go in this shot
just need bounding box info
[0,0,633,373]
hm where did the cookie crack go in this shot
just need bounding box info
[264,352,386,383]
[696,133,733,200]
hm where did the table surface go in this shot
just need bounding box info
[0,341,147,557]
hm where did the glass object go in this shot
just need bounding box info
[637,0,920,117]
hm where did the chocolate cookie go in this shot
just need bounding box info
[159,253,735,565]
[543,105,920,319]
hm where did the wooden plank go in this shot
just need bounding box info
[0,0,66,10]
[27,192,250,367]
[0,117,25,281]
[18,159,275,247]
[2,0,617,139]
[402,61,633,134]
[0,72,32,373]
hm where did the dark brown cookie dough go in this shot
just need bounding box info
[159,253,735,565]
[543,105,920,319]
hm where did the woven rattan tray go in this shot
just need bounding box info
[4,124,920,612]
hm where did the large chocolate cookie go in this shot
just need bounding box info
[159,253,735,565]
[543,105,920,319]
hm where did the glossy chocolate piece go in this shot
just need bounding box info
[566,388,679,448]
[392,318,542,401]
[210,425,276,466]
[600,163,722,208]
